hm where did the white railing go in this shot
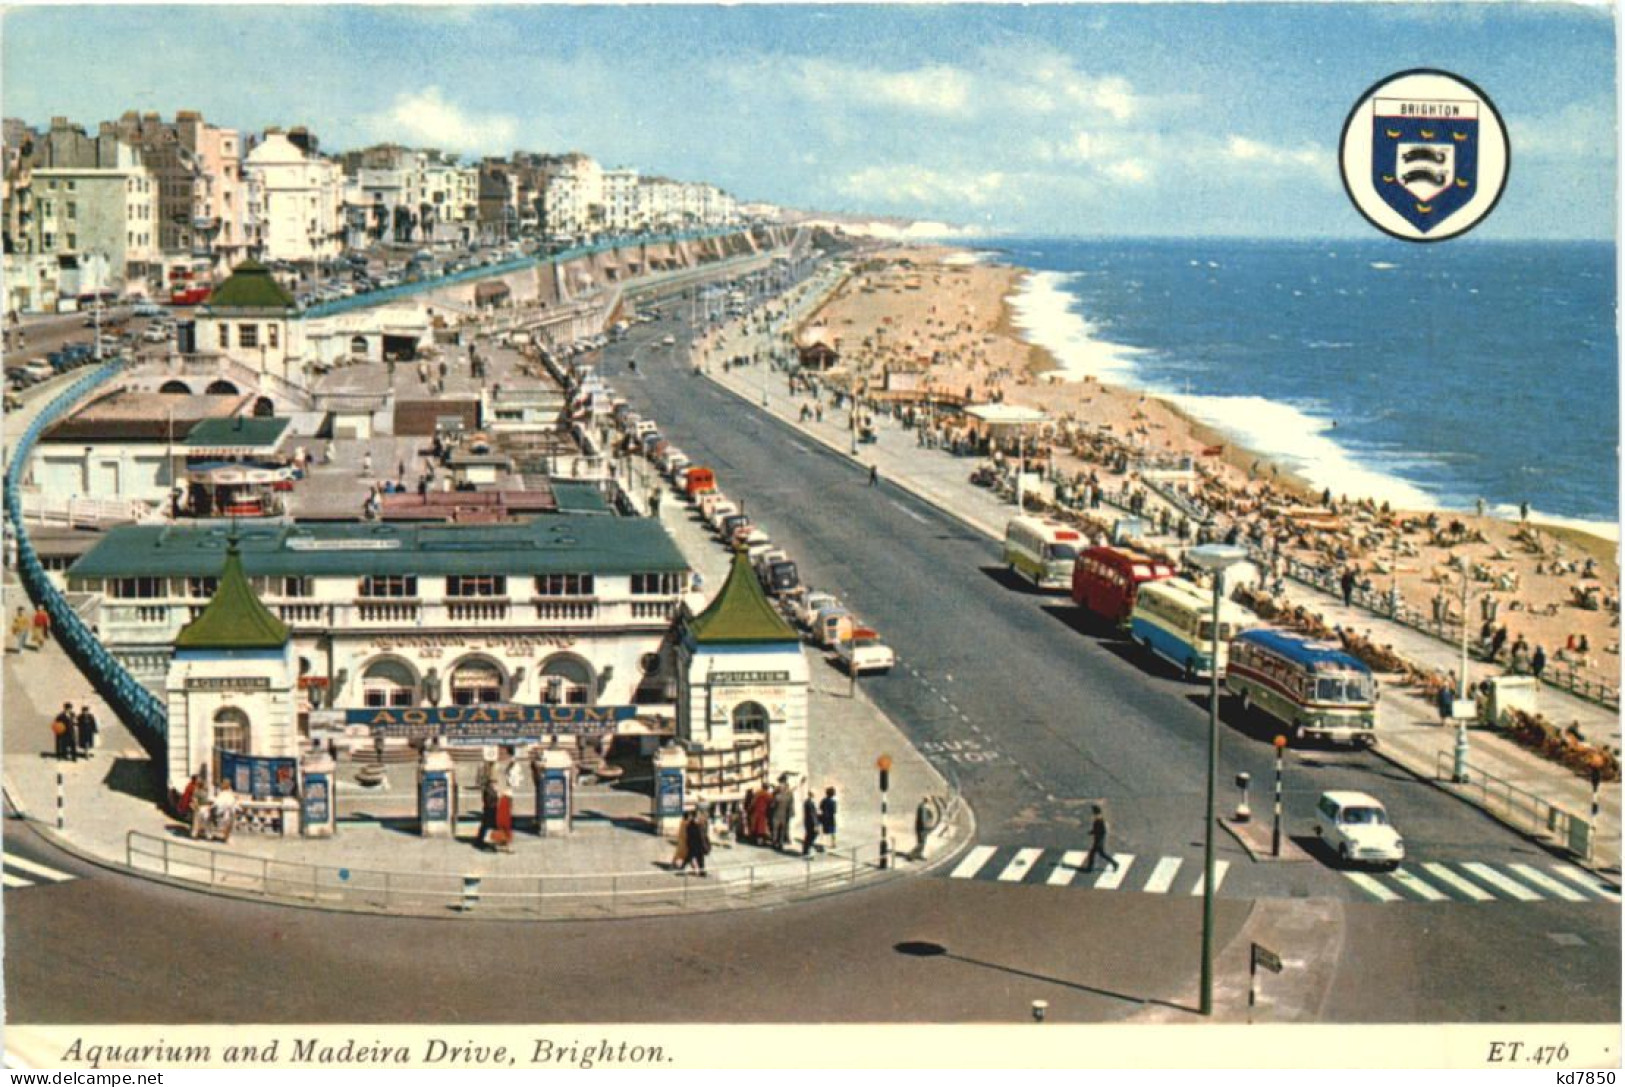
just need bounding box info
[18,491,159,527]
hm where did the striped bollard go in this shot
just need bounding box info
[1272,735,1287,857]
[56,768,65,831]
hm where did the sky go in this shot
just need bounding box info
[2,3,1616,239]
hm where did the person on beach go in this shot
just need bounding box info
[1531,645,1548,681]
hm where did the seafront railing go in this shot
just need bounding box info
[4,360,169,760]
[125,829,900,918]
[1255,548,1619,711]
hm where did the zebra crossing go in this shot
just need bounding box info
[944,843,1621,905]
[1,850,76,892]
[1345,860,1620,905]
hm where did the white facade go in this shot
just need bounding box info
[677,641,810,788]
[542,154,604,237]
[244,132,344,263]
[166,645,300,792]
[29,439,176,504]
[603,168,641,232]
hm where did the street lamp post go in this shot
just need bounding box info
[1454,568,1473,782]
[1186,543,1249,1018]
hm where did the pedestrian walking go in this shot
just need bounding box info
[74,704,98,758]
[749,786,773,843]
[672,811,693,872]
[772,784,796,851]
[1531,644,1548,682]
[474,757,499,850]
[869,464,879,487]
[1082,805,1120,873]
[51,703,75,761]
[801,793,821,856]
[10,606,29,654]
[819,787,838,848]
[361,451,374,477]
[1340,567,1357,608]
[491,750,519,853]
[685,808,712,877]
[31,605,50,649]
[914,796,937,860]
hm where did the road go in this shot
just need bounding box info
[2,273,1617,1027]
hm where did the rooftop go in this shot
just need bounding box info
[184,416,291,453]
[39,392,246,443]
[69,515,689,581]
[173,544,291,651]
[204,259,297,311]
[689,550,798,646]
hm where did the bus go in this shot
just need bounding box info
[1002,517,1083,591]
[1071,545,1176,627]
[1129,578,1257,680]
[1225,629,1378,745]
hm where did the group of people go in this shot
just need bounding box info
[49,700,98,761]
[173,771,241,843]
[10,605,49,653]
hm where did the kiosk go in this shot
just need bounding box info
[653,743,687,838]
[418,747,457,837]
[299,750,336,838]
[537,747,574,837]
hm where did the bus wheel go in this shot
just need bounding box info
[1293,722,1307,744]
[1184,658,1196,681]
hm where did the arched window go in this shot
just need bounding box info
[539,653,595,706]
[213,706,250,753]
[159,380,192,395]
[732,701,769,734]
[252,396,275,417]
[350,335,368,356]
[362,657,417,708]
[205,379,239,395]
[450,658,504,706]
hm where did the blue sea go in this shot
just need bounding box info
[994,238,1618,535]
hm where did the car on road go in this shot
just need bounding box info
[835,627,895,675]
[1314,790,1403,869]
[796,591,840,630]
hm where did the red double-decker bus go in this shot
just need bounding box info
[1071,545,1176,627]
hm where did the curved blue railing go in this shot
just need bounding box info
[4,361,169,759]
[304,226,751,320]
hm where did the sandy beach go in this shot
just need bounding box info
[798,245,1621,696]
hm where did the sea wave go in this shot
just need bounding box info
[1162,391,1439,511]
[1488,504,1620,542]
[1007,271,1142,384]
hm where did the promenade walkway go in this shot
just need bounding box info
[696,299,1621,878]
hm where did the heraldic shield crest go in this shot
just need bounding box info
[1372,99,1479,233]
[1340,70,1509,243]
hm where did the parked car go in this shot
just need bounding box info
[796,591,839,630]
[1314,791,1404,869]
[835,627,895,675]
[762,560,801,597]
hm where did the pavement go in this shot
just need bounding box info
[692,285,1621,879]
[0,273,976,920]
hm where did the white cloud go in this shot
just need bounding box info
[837,165,1007,207]
[1222,135,1326,171]
[786,60,973,117]
[363,87,518,154]
[1104,159,1151,184]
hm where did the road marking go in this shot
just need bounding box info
[1,872,31,889]
[889,500,928,524]
[1344,872,1402,902]
[1507,864,1587,902]
[1048,851,1086,886]
[3,853,71,882]
[1142,856,1182,894]
[1421,862,1495,902]
[1545,865,1621,902]
[1092,853,1136,890]
[950,845,997,880]
[1390,867,1449,901]
[788,441,811,455]
[1189,861,1229,896]
[998,848,1043,882]
[1462,862,1544,902]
